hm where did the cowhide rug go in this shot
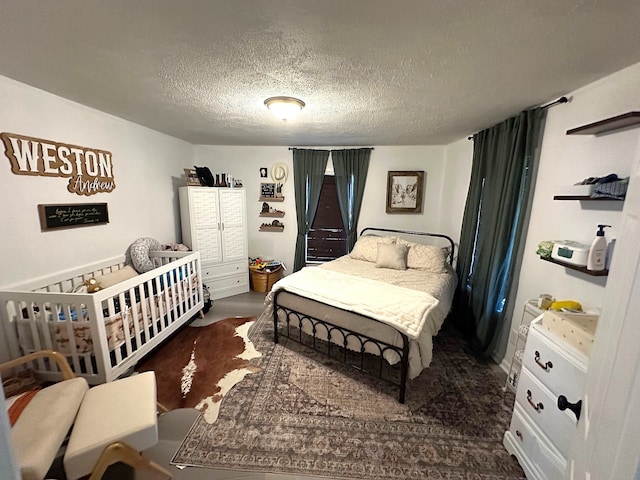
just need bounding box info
[135,316,260,423]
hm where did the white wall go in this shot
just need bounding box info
[193,145,470,273]
[503,63,640,367]
[0,75,194,289]
[441,138,474,249]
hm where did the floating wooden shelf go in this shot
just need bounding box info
[566,111,640,135]
[540,256,608,277]
[553,195,624,201]
[259,225,285,232]
[259,196,284,202]
[259,212,285,217]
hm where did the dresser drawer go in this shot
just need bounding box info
[516,367,577,458]
[201,261,247,278]
[505,405,565,480]
[523,326,586,401]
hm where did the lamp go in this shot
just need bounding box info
[264,96,305,121]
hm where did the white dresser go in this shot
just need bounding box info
[503,315,588,480]
[179,186,249,300]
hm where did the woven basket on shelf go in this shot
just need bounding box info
[249,265,283,292]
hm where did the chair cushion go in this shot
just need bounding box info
[11,377,88,480]
[64,371,158,480]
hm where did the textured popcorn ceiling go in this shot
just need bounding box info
[2,1,640,146]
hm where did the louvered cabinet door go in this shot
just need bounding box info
[179,187,222,264]
[219,188,248,263]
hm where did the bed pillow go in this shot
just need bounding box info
[375,243,408,270]
[349,236,395,262]
[397,239,449,273]
[130,237,162,273]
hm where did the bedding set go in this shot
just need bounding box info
[263,229,457,401]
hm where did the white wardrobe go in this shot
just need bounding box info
[179,186,249,300]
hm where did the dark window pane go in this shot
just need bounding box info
[307,176,348,262]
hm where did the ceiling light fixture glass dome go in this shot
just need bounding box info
[264,96,305,121]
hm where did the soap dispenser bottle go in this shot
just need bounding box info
[587,224,611,271]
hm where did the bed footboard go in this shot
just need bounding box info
[273,289,410,403]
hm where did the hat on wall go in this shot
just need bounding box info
[271,162,289,184]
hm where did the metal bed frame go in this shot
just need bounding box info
[272,228,455,403]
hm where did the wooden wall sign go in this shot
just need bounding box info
[1,132,115,196]
[38,203,109,230]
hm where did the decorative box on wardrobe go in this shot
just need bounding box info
[503,314,590,480]
[179,186,249,300]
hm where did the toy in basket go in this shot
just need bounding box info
[249,258,284,292]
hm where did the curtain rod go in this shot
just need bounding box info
[288,147,374,150]
[467,96,568,140]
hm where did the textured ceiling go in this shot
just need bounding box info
[2,1,640,146]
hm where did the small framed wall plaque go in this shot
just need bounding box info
[184,168,202,186]
[38,203,109,231]
[260,182,275,198]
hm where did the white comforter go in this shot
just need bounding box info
[261,256,457,378]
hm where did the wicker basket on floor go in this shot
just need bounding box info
[249,266,283,292]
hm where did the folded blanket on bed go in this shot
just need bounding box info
[270,267,439,340]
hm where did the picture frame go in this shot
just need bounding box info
[260,182,276,198]
[386,170,425,214]
[184,168,202,186]
[260,167,268,178]
[38,203,109,231]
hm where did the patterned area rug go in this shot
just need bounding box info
[171,312,525,479]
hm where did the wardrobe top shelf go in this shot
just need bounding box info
[566,111,640,135]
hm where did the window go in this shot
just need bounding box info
[306,176,348,262]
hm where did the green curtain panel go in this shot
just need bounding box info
[455,108,546,355]
[292,148,330,272]
[331,148,372,250]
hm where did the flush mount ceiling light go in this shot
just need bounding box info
[264,96,305,121]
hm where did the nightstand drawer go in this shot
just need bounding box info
[523,326,586,400]
[516,368,577,458]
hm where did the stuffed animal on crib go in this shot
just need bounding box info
[84,278,102,293]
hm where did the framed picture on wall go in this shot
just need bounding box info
[386,170,425,214]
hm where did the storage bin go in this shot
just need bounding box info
[249,266,283,292]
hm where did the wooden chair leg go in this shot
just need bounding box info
[157,401,169,414]
[199,309,205,319]
[88,441,172,480]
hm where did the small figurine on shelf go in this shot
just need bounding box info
[261,202,270,213]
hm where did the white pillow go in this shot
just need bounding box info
[396,239,449,273]
[375,243,408,270]
[350,236,395,262]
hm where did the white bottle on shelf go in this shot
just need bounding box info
[587,224,610,271]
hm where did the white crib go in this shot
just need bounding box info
[0,251,203,385]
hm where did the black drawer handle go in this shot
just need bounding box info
[526,389,544,412]
[558,395,582,421]
[534,351,553,371]
[515,429,523,441]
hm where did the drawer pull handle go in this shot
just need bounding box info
[558,395,582,421]
[534,351,553,371]
[526,389,544,412]
[515,430,523,440]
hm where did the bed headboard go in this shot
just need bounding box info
[359,227,455,266]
